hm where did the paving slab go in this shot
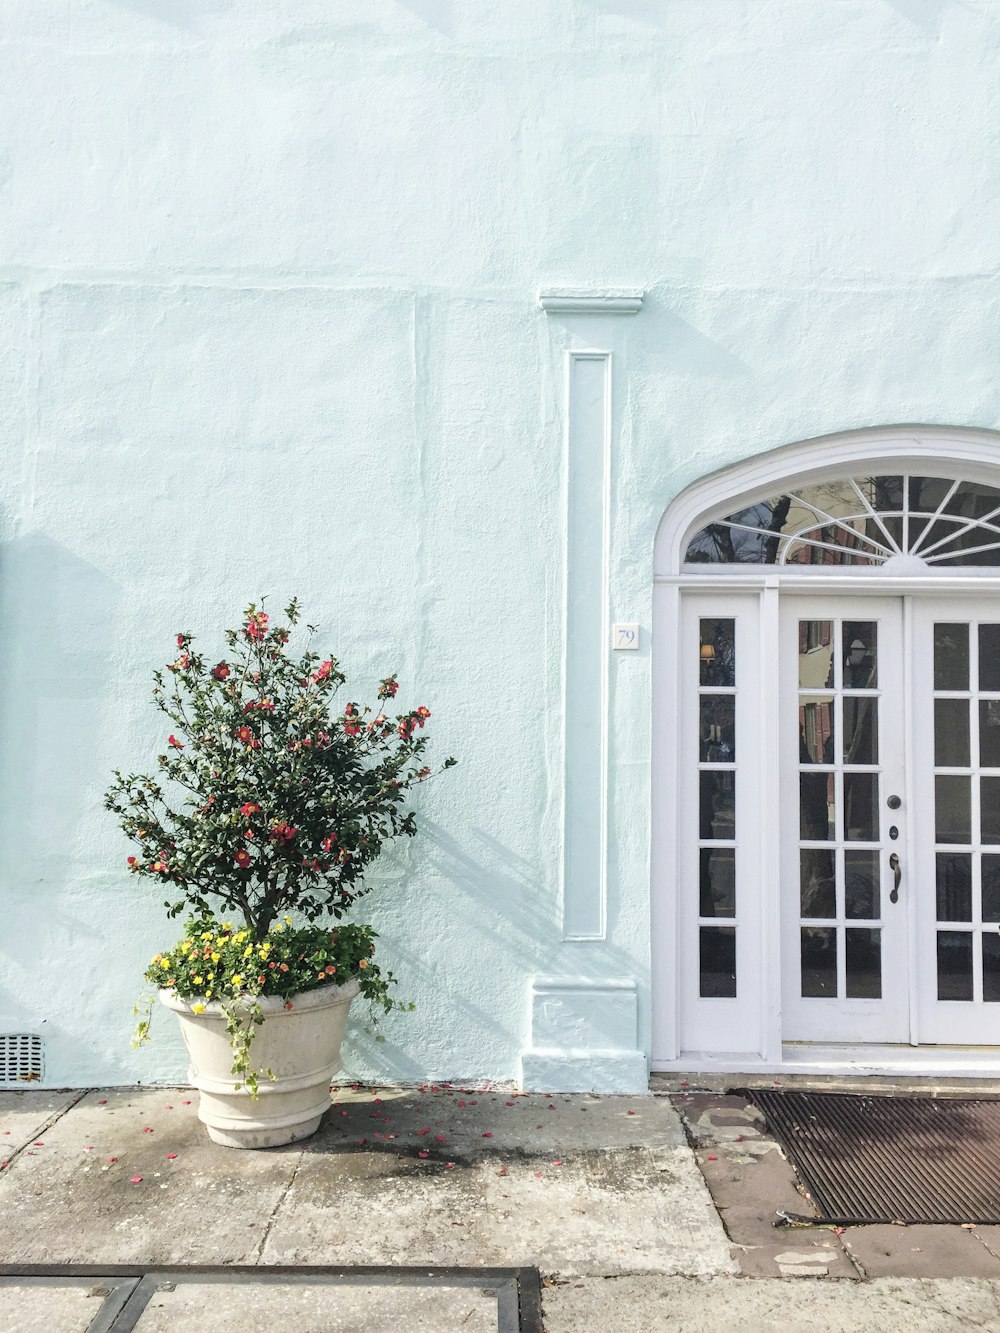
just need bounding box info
[0,1089,299,1264]
[842,1224,1000,1278]
[134,1279,499,1332]
[0,1091,84,1164]
[0,1279,112,1333]
[541,1274,1000,1331]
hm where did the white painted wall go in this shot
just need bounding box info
[0,1,998,1088]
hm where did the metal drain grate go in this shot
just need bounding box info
[753,1090,1000,1225]
[0,1034,43,1085]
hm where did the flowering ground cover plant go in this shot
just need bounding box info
[105,598,455,1091]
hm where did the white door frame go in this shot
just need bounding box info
[651,426,1000,1075]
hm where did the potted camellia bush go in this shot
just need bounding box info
[104,599,454,1149]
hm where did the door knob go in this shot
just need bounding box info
[889,852,902,903]
[887,794,902,810]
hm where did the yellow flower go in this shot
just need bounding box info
[259,943,271,958]
[273,923,283,933]
[231,974,244,990]
[179,941,191,954]
[284,916,293,926]
[358,958,368,969]
[235,931,248,944]
[215,936,227,947]
[193,975,203,985]
[191,1002,206,1015]
[159,959,170,970]
[201,931,213,942]
[211,952,221,963]
[243,945,253,958]
[205,988,213,998]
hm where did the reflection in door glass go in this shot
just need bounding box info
[845,929,881,998]
[800,848,836,918]
[801,927,837,997]
[699,696,736,762]
[844,772,878,841]
[979,701,1000,768]
[984,936,1000,1003]
[844,850,879,919]
[800,772,835,841]
[699,619,736,687]
[936,699,970,767]
[842,698,878,765]
[699,848,736,917]
[982,777,1000,844]
[699,927,736,998]
[982,856,1000,922]
[934,624,969,691]
[935,776,972,844]
[935,852,972,922]
[700,771,735,840]
[799,699,834,764]
[980,626,1000,692]
[937,931,973,1001]
[843,622,877,689]
[799,621,834,688]
[697,619,738,1000]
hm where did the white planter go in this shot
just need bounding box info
[159,978,360,1149]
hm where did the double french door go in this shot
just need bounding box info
[781,595,1000,1047]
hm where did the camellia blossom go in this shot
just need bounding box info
[236,725,252,744]
[234,849,251,869]
[212,662,231,681]
[241,802,259,817]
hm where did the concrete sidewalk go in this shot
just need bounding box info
[2,1085,1000,1330]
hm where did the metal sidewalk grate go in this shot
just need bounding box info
[0,1265,543,1333]
[752,1090,1000,1225]
[0,1033,43,1085]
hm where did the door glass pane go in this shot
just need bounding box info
[845,928,881,998]
[844,772,878,841]
[979,625,1000,692]
[800,772,835,841]
[800,849,836,918]
[934,624,969,690]
[699,927,736,998]
[936,699,970,767]
[937,931,973,1001]
[843,698,878,765]
[700,849,736,917]
[984,936,1000,1003]
[845,850,879,919]
[700,771,735,840]
[699,696,736,762]
[935,775,971,844]
[980,701,1000,767]
[982,855,1000,922]
[801,927,837,997]
[982,777,1000,844]
[799,621,834,688]
[936,852,972,922]
[843,621,877,688]
[799,699,834,764]
[700,618,735,686]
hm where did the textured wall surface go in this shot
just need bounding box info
[1,1,998,1087]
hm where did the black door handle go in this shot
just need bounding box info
[889,852,901,904]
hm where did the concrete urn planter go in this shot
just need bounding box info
[159,978,360,1149]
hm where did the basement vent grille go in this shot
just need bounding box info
[0,1034,44,1085]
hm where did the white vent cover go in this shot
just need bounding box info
[0,1034,44,1085]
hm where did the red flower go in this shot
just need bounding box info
[312,660,332,683]
[236,725,252,744]
[168,735,184,750]
[344,721,361,737]
[176,634,186,647]
[245,611,269,641]
[241,802,259,817]
[212,662,231,681]
[126,856,137,867]
[321,835,336,852]
[416,706,431,726]
[234,849,251,869]
[378,676,399,700]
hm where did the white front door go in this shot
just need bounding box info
[781,597,910,1042]
[781,595,1000,1047]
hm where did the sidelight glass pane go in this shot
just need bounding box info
[699,927,736,998]
[936,699,970,767]
[700,619,735,686]
[984,936,1000,1003]
[843,621,877,688]
[845,850,880,919]
[801,927,837,998]
[700,771,736,841]
[983,777,1000,844]
[935,852,972,922]
[979,625,1000,692]
[844,772,878,841]
[980,701,1000,767]
[699,848,736,918]
[699,695,736,762]
[982,856,1000,922]
[799,699,834,764]
[800,848,836,918]
[800,772,835,841]
[935,776,971,844]
[934,624,969,691]
[842,697,878,765]
[799,621,834,688]
[937,931,973,1001]
[845,929,882,998]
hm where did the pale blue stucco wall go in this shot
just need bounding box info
[0,1,998,1088]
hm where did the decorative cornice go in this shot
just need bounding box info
[538,287,644,315]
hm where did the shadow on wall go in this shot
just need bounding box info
[0,530,120,900]
[883,0,965,35]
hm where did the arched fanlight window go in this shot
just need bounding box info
[685,474,1000,567]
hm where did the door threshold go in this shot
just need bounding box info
[652,1043,1000,1085]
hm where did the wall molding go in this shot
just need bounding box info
[538,287,644,316]
[520,977,647,1092]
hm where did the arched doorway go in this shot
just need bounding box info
[651,426,1000,1075]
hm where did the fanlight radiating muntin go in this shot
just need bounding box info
[685,474,1000,568]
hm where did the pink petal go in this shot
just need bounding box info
[417,1128,430,1135]
[83,1146,93,1152]
[166,1154,178,1160]
[143,1128,153,1133]
[130,1176,143,1183]
[534,1172,542,1178]
[181,1100,191,1105]
[435,1135,446,1143]
[707,1154,717,1161]
[626,1111,636,1116]
[33,1141,43,1146]
[446,1162,455,1169]
[552,1159,564,1166]
[97,1100,107,1105]
[107,1157,118,1163]
[418,1151,429,1159]
[482,1132,493,1138]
